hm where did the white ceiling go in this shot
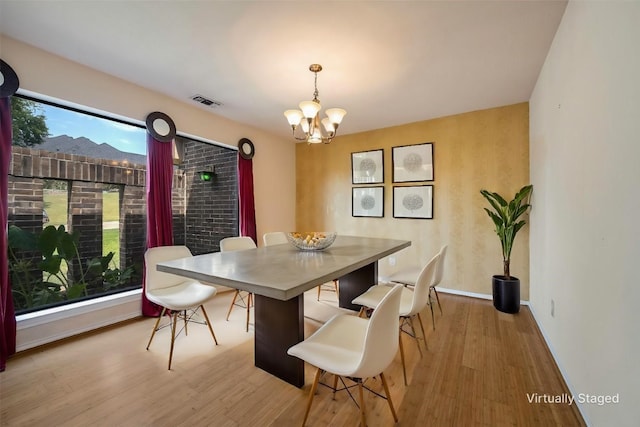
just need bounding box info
[0,0,567,140]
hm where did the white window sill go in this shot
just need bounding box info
[16,288,142,352]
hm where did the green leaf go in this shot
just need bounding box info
[38,225,59,257]
[57,231,78,260]
[40,255,63,275]
[66,283,87,300]
[8,225,37,251]
[480,184,533,275]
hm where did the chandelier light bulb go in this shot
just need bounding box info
[299,101,321,119]
[284,109,303,126]
[325,108,346,125]
[321,117,335,133]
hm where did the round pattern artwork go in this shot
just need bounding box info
[360,195,376,211]
[403,152,423,173]
[402,193,424,211]
[358,158,377,177]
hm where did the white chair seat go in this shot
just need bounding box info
[386,266,421,286]
[288,314,368,377]
[146,280,217,311]
[352,284,417,317]
[144,245,219,370]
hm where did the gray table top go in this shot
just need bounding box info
[157,235,411,300]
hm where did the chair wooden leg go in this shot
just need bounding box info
[380,372,398,422]
[433,287,443,314]
[245,293,252,332]
[168,311,178,370]
[333,279,339,299]
[408,316,423,358]
[146,307,166,350]
[429,292,436,330]
[146,307,166,349]
[416,312,429,351]
[332,374,339,399]
[357,381,367,427]
[398,332,407,386]
[199,305,218,345]
[184,310,188,335]
[302,367,322,427]
[317,285,321,301]
[357,307,366,318]
[226,290,239,321]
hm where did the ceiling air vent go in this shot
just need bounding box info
[191,94,222,108]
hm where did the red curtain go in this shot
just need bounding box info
[142,133,174,316]
[1,97,17,371]
[238,155,256,243]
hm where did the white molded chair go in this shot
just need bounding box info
[262,232,339,302]
[220,236,257,332]
[386,244,448,330]
[288,285,403,427]
[431,245,448,316]
[145,245,219,370]
[352,252,439,385]
[262,231,288,246]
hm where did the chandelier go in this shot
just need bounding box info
[284,64,347,144]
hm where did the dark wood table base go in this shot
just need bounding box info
[252,262,378,387]
[254,294,305,387]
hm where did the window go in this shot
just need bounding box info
[8,95,146,314]
[8,94,239,317]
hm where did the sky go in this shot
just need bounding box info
[42,103,147,155]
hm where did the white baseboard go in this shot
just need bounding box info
[436,286,530,306]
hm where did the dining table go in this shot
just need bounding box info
[156,235,411,387]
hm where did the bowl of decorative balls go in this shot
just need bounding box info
[286,232,337,251]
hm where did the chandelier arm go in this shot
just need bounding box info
[292,126,311,142]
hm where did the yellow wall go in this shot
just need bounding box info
[1,35,296,240]
[296,103,530,298]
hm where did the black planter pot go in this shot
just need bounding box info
[492,275,520,313]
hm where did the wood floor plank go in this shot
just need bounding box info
[0,292,585,426]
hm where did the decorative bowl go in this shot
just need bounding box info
[286,232,337,251]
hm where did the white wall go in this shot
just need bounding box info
[529,1,640,425]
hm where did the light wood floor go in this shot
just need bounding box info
[0,290,585,426]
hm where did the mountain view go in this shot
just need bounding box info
[39,135,147,165]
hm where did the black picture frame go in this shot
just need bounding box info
[351,149,384,184]
[393,185,433,219]
[392,143,434,182]
[352,186,384,217]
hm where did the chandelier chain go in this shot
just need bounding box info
[313,71,319,102]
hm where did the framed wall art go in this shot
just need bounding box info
[392,143,434,182]
[351,149,384,184]
[352,186,384,217]
[393,185,433,219]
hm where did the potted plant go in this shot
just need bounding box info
[480,184,533,313]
